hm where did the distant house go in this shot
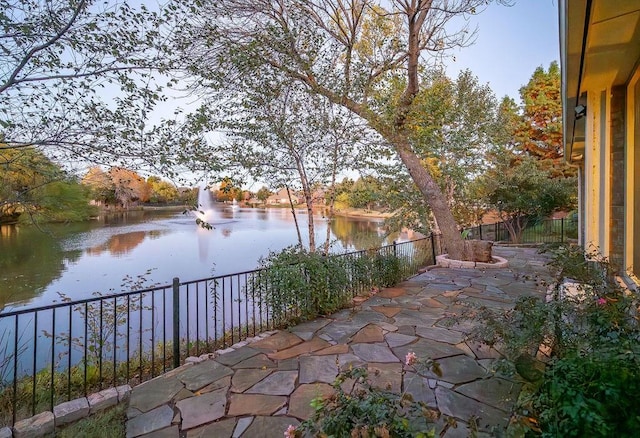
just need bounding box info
[266,188,300,205]
[559,0,640,287]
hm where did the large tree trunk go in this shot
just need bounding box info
[395,141,467,260]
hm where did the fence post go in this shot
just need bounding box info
[560,217,564,243]
[479,224,483,241]
[430,233,437,264]
[172,277,180,369]
[393,240,397,257]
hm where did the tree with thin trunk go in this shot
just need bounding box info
[203,80,371,252]
[173,0,510,260]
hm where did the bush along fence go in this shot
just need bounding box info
[0,237,436,427]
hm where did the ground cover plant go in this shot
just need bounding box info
[468,244,640,436]
[294,353,442,438]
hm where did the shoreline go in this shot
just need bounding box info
[330,208,392,220]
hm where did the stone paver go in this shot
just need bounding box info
[233,417,253,437]
[213,347,260,366]
[123,247,552,438]
[314,343,349,355]
[227,394,287,416]
[231,368,273,393]
[370,306,403,317]
[239,416,300,438]
[245,371,298,395]
[177,359,233,391]
[267,337,330,360]
[129,376,183,413]
[351,324,384,343]
[250,331,302,353]
[288,384,334,420]
[126,405,173,438]
[384,332,417,348]
[352,342,399,363]
[299,355,338,384]
[435,386,511,432]
[186,418,236,438]
[232,353,276,369]
[176,388,227,430]
[88,387,119,413]
[140,425,179,437]
[456,378,522,411]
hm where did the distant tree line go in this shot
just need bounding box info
[0,153,195,224]
[81,167,193,209]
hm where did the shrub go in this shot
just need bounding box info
[251,246,351,326]
[251,246,404,327]
[297,367,437,438]
[467,245,640,436]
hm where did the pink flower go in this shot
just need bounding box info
[405,351,418,366]
[596,297,607,306]
[284,424,297,438]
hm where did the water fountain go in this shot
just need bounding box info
[196,185,215,224]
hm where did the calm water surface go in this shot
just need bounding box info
[1,206,401,312]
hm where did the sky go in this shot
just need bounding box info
[445,0,560,101]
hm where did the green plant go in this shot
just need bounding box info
[250,246,350,326]
[56,403,126,438]
[251,246,406,327]
[536,351,640,437]
[296,366,437,438]
[467,245,640,436]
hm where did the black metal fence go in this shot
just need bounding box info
[0,217,576,426]
[0,237,436,426]
[464,217,578,244]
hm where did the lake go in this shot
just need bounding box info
[0,205,405,312]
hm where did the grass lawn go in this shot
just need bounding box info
[55,404,126,438]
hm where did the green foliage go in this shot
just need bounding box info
[0,343,168,427]
[256,186,272,203]
[252,245,405,327]
[146,176,180,204]
[468,245,640,436]
[517,62,567,172]
[1,147,96,223]
[252,246,351,326]
[482,156,576,243]
[352,250,403,289]
[331,176,390,212]
[29,179,98,223]
[536,351,640,437]
[298,367,436,438]
[378,69,500,233]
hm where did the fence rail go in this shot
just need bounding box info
[464,217,578,244]
[0,217,576,426]
[0,237,436,427]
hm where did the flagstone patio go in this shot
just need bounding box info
[125,246,553,438]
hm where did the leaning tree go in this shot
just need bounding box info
[172,0,509,261]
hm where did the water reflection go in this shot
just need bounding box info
[86,231,146,256]
[1,208,396,311]
[0,224,82,309]
[330,216,393,251]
